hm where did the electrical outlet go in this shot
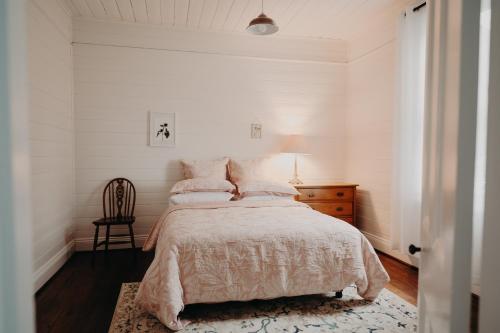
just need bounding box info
[251,124,262,139]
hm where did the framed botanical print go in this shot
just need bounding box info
[149,112,175,147]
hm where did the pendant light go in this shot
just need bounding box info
[247,0,278,35]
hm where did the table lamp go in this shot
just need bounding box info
[282,135,311,185]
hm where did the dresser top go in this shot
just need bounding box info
[294,183,359,189]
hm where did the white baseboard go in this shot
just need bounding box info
[471,284,481,296]
[33,234,147,292]
[34,240,75,292]
[361,231,418,267]
[74,234,148,251]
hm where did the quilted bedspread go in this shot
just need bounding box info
[135,200,390,330]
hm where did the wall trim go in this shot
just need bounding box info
[74,16,346,44]
[74,235,148,252]
[33,240,75,292]
[72,41,349,66]
[361,230,418,267]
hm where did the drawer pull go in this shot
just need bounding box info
[308,193,315,198]
[336,207,343,212]
[336,192,344,197]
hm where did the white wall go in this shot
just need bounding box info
[27,0,75,290]
[345,1,413,263]
[26,3,415,269]
[72,19,349,249]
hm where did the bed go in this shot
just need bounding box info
[135,199,390,330]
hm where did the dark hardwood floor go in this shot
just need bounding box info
[36,250,154,333]
[377,251,418,305]
[35,249,418,333]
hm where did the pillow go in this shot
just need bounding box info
[170,192,234,205]
[240,195,295,201]
[170,178,236,194]
[237,180,299,197]
[228,158,269,183]
[181,157,229,180]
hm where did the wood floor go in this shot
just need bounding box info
[377,251,418,305]
[35,249,418,333]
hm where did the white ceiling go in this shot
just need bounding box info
[64,0,403,40]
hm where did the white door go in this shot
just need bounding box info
[0,0,35,332]
[418,1,481,332]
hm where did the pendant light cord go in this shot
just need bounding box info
[261,0,264,14]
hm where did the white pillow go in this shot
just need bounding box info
[228,158,269,183]
[237,180,300,197]
[240,195,295,201]
[170,178,236,194]
[181,157,229,180]
[169,192,234,205]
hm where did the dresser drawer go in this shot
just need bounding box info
[296,187,354,201]
[338,216,353,224]
[308,202,353,216]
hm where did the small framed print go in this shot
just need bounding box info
[251,123,262,139]
[149,112,175,147]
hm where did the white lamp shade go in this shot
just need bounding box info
[281,135,311,155]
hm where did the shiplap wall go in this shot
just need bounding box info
[27,0,75,289]
[73,19,348,249]
[345,0,413,263]
[26,0,414,285]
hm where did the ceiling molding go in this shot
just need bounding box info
[72,17,349,63]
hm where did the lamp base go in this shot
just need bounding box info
[289,154,303,185]
[288,177,303,185]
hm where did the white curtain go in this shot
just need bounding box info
[391,2,427,258]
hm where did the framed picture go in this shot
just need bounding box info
[149,112,175,147]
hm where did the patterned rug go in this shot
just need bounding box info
[109,283,417,332]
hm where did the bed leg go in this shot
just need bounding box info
[335,290,343,298]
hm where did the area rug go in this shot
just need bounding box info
[109,283,417,332]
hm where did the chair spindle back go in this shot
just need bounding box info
[102,178,136,219]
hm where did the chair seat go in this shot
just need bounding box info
[92,216,135,226]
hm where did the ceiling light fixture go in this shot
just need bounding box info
[247,0,278,35]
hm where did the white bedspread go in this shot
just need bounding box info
[135,200,390,330]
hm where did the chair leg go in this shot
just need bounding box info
[92,225,100,262]
[128,223,136,250]
[105,225,110,252]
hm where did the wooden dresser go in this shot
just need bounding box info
[294,183,358,226]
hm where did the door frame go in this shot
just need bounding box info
[0,0,35,332]
[479,1,500,331]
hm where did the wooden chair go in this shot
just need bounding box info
[92,178,136,258]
